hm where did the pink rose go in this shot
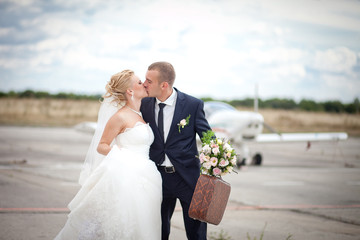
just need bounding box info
[212,147,220,156]
[219,159,229,167]
[210,157,218,166]
[213,167,222,176]
[211,143,218,148]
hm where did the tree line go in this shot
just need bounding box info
[202,97,359,114]
[0,90,359,114]
[0,90,102,101]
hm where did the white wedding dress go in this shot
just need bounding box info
[55,122,162,240]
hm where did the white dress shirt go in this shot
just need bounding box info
[155,88,177,167]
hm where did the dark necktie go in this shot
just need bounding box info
[158,103,166,165]
[158,103,166,142]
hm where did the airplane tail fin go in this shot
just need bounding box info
[254,83,259,112]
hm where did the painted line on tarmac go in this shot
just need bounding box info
[1,204,360,213]
[262,181,305,186]
[347,181,360,185]
[0,208,69,213]
[228,204,360,210]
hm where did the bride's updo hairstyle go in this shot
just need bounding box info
[103,69,134,104]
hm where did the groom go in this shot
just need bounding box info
[141,61,211,240]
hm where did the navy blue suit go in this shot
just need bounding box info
[141,88,211,240]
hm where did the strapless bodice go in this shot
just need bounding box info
[115,122,154,156]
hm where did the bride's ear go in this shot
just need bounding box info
[126,89,134,96]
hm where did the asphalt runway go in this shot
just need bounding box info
[0,126,359,240]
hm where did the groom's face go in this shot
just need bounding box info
[144,70,162,98]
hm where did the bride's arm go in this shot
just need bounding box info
[97,114,123,155]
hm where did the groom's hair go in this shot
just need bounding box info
[148,61,176,87]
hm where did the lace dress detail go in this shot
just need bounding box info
[54,123,162,240]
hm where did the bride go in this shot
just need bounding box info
[54,70,162,239]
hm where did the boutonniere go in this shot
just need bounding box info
[178,114,191,133]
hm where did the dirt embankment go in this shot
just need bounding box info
[0,99,359,136]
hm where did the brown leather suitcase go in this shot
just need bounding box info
[188,174,231,225]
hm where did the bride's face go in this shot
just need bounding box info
[131,75,148,99]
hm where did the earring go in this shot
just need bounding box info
[131,93,134,101]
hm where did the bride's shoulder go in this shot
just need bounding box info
[107,109,127,127]
[110,108,127,121]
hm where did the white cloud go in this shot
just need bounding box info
[269,64,306,80]
[261,0,360,32]
[313,47,357,73]
[0,0,359,102]
[247,47,306,64]
[33,35,78,51]
[321,73,360,101]
[0,27,14,37]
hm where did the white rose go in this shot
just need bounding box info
[202,145,211,154]
[221,170,228,176]
[224,143,233,152]
[226,166,233,173]
[231,156,237,165]
[201,168,209,175]
[180,119,187,126]
[204,161,212,169]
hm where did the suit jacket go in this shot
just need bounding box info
[140,88,211,190]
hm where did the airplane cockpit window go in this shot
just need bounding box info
[204,101,236,118]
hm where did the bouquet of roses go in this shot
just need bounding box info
[198,130,237,177]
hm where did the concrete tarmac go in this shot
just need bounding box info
[0,126,359,240]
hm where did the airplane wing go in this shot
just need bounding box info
[203,101,349,166]
[74,122,97,133]
[256,132,348,142]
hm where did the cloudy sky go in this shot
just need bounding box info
[0,0,359,103]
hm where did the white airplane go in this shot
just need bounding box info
[74,97,348,167]
[203,101,348,166]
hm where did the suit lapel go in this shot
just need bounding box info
[167,88,185,139]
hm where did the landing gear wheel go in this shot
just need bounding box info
[236,158,246,168]
[251,153,262,165]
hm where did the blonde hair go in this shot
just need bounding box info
[103,69,134,104]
